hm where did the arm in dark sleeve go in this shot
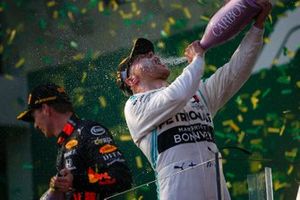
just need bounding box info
[72,123,132,195]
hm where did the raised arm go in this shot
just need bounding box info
[125,41,206,143]
[200,0,272,116]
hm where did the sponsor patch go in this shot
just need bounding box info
[65,139,78,149]
[99,144,117,154]
[90,126,105,136]
[94,137,112,145]
[65,158,75,170]
[102,151,122,161]
[64,149,76,158]
[88,167,116,185]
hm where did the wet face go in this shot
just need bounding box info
[32,105,54,137]
[130,51,170,80]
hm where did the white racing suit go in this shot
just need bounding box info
[124,26,263,200]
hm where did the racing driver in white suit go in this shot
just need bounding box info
[116,1,271,199]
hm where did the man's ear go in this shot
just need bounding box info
[125,75,139,87]
[41,104,51,116]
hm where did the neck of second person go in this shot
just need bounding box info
[53,112,74,137]
[135,79,169,94]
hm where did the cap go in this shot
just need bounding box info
[17,83,72,122]
[116,38,154,96]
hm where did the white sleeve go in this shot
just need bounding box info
[125,56,205,144]
[199,26,264,117]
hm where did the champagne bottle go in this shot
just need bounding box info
[200,0,261,50]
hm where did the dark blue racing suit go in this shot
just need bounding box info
[56,114,132,200]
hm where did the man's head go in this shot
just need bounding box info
[17,83,73,137]
[116,38,170,96]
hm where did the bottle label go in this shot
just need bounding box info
[212,2,248,37]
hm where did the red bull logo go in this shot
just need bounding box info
[88,167,116,185]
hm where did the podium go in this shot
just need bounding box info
[247,167,274,200]
[103,159,275,200]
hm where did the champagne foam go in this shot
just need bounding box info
[160,57,187,66]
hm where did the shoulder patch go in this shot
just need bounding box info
[65,139,78,149]
[90,126,106,136]
[99,144,118,154]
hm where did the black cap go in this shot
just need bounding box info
[116,38,154,96]
[17,83,72,122]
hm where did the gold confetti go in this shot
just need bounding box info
[222,120,233,126]
[264,37,271,44]
[81,72,87,83]
[15,58,25,68]
[207,64,217,72]
[272,58,279,65]
[287,165,293,175]
[238,106,248,113]
[112,0,119,11]
[8,29,16,44]
[4,74,14,80]
[98,1,104,12]
[119,10,133,19]
[77,95,84,104]
[52,10,59,19]
[238,131,245,143]
[120,135,132,141]
[223,149,230,156]
[251,96,259,109]
[138,196,143,200]
[68,11,75,23]
[279,123,286,136]
[268,14,272,24]
[287,50,295,58]
[81,8,87,14]
[252,90,261,97]
[98,96,107,108]
[161,29,169,37]
[47,1,56,7]
[135,156,143,168]
[230,122,240,132]
[200,15,210,22]
[274,180,289,191]
[252,120,264,126]
[73,53,85,60]
[92,51,101,60]
[222,120,240,132]
[275,1,285,7]
[183,7,191,19]
[296,81,300,88]
[250,138,262,145]
[131,2,137,12]
[168,17,176,25]
[267,127,280,133]
[150,22,157,28]
[237,114,243,122]
[170,3,182,9]
[285,148,298,158]
[157,41,165,49]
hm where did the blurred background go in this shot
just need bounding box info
[0,0,299,199]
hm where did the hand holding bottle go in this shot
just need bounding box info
[253,0,272,29]
[199,0,271,50]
